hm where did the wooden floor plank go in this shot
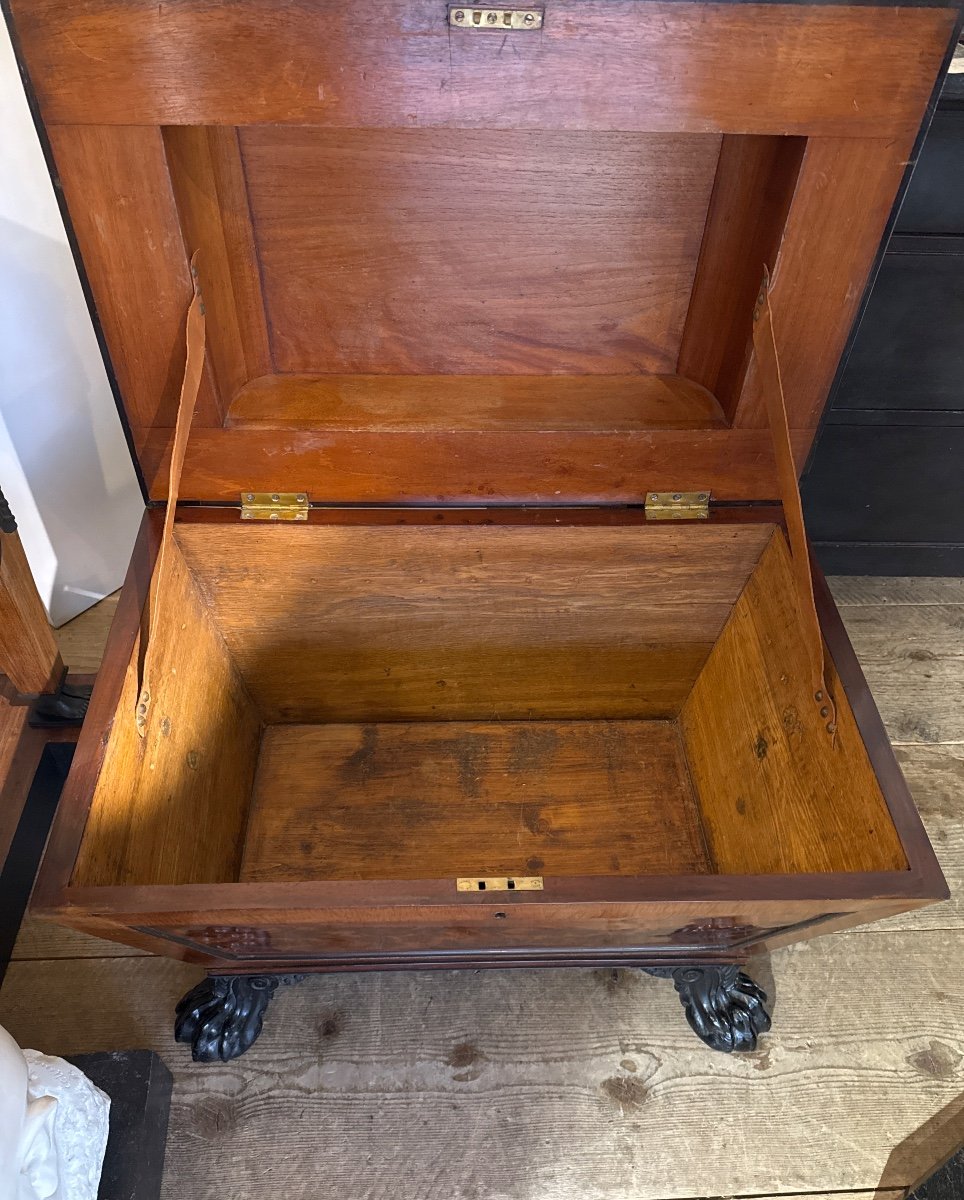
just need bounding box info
[836,604,964,744]
[1,930,962,1200]
[53,592,119,673]
[857,745,964,934]
[764,1194,904,1200]
[830,577,964,606]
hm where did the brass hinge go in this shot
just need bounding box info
[448,7,544,29]
[239,492,309,522]
[457,876,544,892]
[644,491,710,521]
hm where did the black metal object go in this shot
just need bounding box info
[0,742,74,985]
[174,973,305,1062]
[65,1051,173,1200]
[0,484,16,533]
[29,680,92,727]
[642,964,772,1052]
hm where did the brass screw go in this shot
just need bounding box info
[523,10,536,22]
[453,8,465,19]
[486,10,498,21]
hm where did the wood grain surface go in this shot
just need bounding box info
[52,594,119,674]
[70,542,262,889]
[0,701,35,869]
[240,720,711,883]
[163,125,272,408]
[682,534,908,875]
[242,128,718,377]
[11,1,953,135]
[678,134,805,422]
[135,424,809,505]
[838,605,964,746]
[46,125,223,431]
[227,373,727,432]
[0,532,62,695]
[175,522,772,721]
[733,136,921,441]
[865,746,964,934]
[11,917,148,960]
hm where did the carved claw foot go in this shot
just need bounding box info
[644,965,771,1052]
[174,974,304,1062]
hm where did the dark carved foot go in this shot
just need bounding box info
[29,682,92,728]
[174,974,303,1062]
[643,965,771,1052]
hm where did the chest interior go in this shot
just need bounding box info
[73,518,906,890]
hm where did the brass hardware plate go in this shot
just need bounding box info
[457,876,544,892]
[240,492,309,522]
[645,491,710,520]
[448,7,544,30]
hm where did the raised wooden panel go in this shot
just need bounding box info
[240,721,711,883]
[242,129,719,376]
[11,1,953,136]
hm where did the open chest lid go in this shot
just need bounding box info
[9,0,958,508]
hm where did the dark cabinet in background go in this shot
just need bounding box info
[804,71,964,574]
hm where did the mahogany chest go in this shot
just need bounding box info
[6,0,958,1060]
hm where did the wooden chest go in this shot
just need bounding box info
[7,0,957,1061]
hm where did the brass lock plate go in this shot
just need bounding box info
[448,7,544,30]
[457,876,544,892]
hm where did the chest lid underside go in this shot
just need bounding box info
[9,0,958,506]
